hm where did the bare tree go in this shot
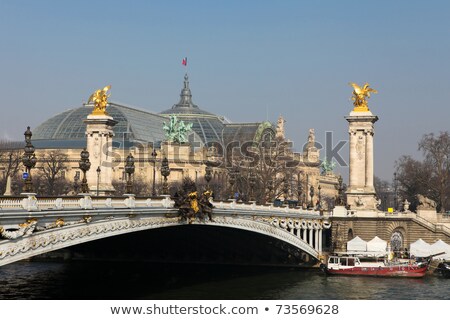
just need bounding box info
[0,140,22,195]
[38,151,70,195]
[395,155,437,212]
[227,134,300,204]
[418,131,450,212]
[374,176,392,210]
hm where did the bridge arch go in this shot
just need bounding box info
[0,211,325,267]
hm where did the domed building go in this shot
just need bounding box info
[33,103,167,149]
[4,74,328,202]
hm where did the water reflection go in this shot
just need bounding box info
[0,261,448,300]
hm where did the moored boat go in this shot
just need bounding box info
[320,255,429,278]
[435,261,450,278]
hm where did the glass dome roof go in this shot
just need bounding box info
[32,75,272,150]
[33,103,168,144]
[160,74,231,145]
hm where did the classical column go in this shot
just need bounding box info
[309,227,314,247]
[365,129,374,190]
[348,129,357,188]
[302,227,307,243]
[318,229,323,253]
[314,228,319,251]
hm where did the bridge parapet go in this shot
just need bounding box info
[0,194,176,212]
[211,199,322,216]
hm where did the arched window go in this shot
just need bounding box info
[390,230,403,253]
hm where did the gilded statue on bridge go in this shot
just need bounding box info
[349,82,377,112]
[88,85,111,116]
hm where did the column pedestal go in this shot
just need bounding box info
[345,110,378,211]
[84,114,117,196]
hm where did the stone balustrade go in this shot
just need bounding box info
[0,194,323,217]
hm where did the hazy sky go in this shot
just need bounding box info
[1,0,449,181]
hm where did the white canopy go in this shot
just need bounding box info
[410,239,432,258]
[430,239,450,260]
[367,236,387,253]
[347,236,367,252]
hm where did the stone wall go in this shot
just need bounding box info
[330,215,450,252]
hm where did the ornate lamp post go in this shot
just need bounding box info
[318,184,322,210]
[204,163,212,190]
[267,177,274,203]
[228,166,239,199]
[22,126,37,193]
[125,153,135,194]
[151,148,157,197]
[297,176,303,207]
[228,169,235,199]
[283,178,290,202]
[309,185,315,209]
[249,171,256,202]
[79,149,91,193]
[73,174,80,194]
[160,156,170,195]
[96,166,101,196]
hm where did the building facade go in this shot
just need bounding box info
[1,74,337,202]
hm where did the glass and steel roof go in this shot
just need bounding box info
[159,74,232,145]
[32,74,274,150]
[33,103,168,146]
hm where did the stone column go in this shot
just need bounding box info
[314,228,319,251]
[348,129,356,187]
[345,110,378,211]
[85,114,117,196]
[309,227,314,247]
[365,129,374,191]
[302,227,307,243]
[318,229,323,253]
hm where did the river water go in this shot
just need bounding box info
[0,260,448,300]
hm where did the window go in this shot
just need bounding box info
[391,231,403,253]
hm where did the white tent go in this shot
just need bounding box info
[410,239,432,258]
[347,236,367,252]
[367,236,387,253]
[430,239,450,260]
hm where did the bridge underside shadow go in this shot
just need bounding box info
[44,225,316,267]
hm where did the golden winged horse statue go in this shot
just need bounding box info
[348,82,377,112]
[88,85,111,115]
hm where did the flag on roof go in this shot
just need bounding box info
[182,57,187,66]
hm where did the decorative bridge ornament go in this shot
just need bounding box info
[0,195,330,267]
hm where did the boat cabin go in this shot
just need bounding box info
[328,256,361,269]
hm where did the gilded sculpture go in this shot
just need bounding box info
[349,82,377,112]
[87,85,111,115]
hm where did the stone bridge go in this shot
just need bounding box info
[0,194,330,267]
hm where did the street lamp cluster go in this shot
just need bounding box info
[125,153,135,194]
[79,148,91,193]
[22,127,37,193]
[160,156,170,195]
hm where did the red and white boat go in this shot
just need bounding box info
[320,255,429,278]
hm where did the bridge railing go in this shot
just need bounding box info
[0,194,175,212]
[211,199,321,216]
[0,194,324,218]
